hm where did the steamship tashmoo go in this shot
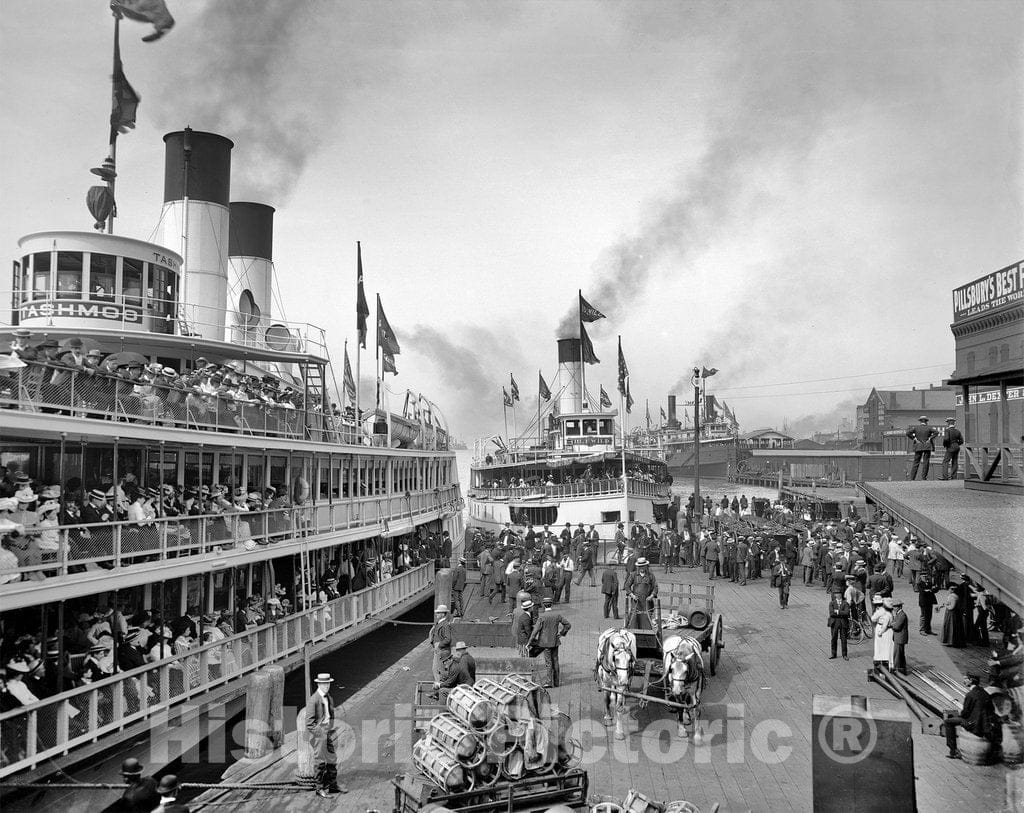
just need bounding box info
[0,128,464,782]
[467,337,673,546]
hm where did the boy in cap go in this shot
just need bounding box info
[305,673,346,796]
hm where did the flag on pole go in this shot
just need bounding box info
[510,374,520,402]
[617,337,629,397]
[626,381,634,413]
[111,0,175,42]
[580,323,600,364]
[356,243,369,348]
[660,406,667,425]
[376,295,401,355]
[538,372,551,402]
[503,388,513,407]
[109,35,140,142]
[579,294,606,323]
[600,386,612,409]
[343,344,356,403]
[645,401,651,429]
[382,352,398,375]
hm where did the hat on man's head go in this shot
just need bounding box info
[946,417,956,423]
[918,415,929,422]
[89,488,106,501]
[871,594,883,604]
[521,599,533,609]
[314,673,334,684]
[156,775,179,796]
[120,757,144,775]
[636,557,649,566]
[40,484,60,499]
[434,605,448,614]
[542,597,553,606]
[454,641,468,651]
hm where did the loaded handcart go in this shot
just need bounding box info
[597,583,724,738]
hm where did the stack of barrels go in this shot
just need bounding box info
[411,674,581,792]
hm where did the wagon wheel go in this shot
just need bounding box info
[709,614,724,676]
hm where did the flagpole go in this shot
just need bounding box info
[355,244,362,442]
[537,370,542,450]
[375,294,382,445]
[503,394,509,449]
[106,14,122,234]
[620,391,629,538]
[578,290,586,411]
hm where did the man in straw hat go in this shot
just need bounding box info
[305,672,346,796]
[428,605,452,684]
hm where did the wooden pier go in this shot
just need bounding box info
[187,563,1008,812]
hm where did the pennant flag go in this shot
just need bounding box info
[538,372,551,402]
[343,345,356,403]
[617,337,629,397]
[382,352,398,375]
[600,386,612,409]
[109,35,140,142]
[510,374,520,402]
[660,406,667,424]
[580,323,600,364]
[503,388,513,408]
[376,294,401,355]
[579,293,606,323]
[701,366,719,378]
[626,381,634,413]
[645,401,652,429]
[111,0,175,42]
[356,243,369,348]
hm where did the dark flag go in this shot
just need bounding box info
[538,372,551,402]
[382,352,398,375]
[109,35,140,142]
[660,406,667,424]
[579,293,606,323]
[600,386,612,409]
[701,366,719,378]
[645,401,651,429]
[510,374,520,402]
[503,388,513,408]
[626,381,634,414]
[617,337,629,397]
[111,0,175,42]
[356,243,369,348]
[376,294,401,356]
[343,345,356,402]
[580,323,600,364]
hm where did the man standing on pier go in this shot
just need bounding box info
[306,673,346,797]
[429,605,452,683]
[527,597,571,688]
[601,565,620,619]
[917,576,938,634]
[451,558,467,617]
[906,415,939,480]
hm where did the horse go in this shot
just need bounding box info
[662,634,706,739]
[595,628,636,740]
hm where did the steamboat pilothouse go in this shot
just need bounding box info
[0,129,463,783]
[467,337,674,546]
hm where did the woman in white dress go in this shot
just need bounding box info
[870,594,894,671]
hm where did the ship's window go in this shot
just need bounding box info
[55,252,83,299]
[270,455,288,493]
[583,419,598,435]
[248,456,265,493]
[601,510,621,523]
[90,254,116,302]
[564,420,580,436]
[31,251,51,300]
[19,256,30,302]
[121,256,141,305]
[599,419,613,434]
[150,264,175,317]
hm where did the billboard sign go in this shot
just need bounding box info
[952,260,1023,321]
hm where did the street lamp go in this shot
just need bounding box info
[690,366,717,547]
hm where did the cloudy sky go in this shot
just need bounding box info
[1,0,1021,440]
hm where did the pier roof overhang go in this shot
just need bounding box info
[858,480,1024,615]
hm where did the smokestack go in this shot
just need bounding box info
[157,129,234,341]
[667,394,680,429]
[228,202,275,344]
[556,338,583,414]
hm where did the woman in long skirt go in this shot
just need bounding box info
[870,595,893,670]
[940,589,964,647]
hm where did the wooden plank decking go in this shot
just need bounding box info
[191,565,1011,812]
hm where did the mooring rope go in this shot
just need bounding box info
[0,781,300,791]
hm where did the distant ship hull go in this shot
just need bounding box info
[665,439,734,478]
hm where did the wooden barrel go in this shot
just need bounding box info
[446,685,495,730]
[412,736,470,791]
[957,729,993,765]
[426,713,486,767]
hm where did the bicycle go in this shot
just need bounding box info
[846,613,874,644]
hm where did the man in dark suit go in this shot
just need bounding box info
[450,558,467,617]
[105,757,159,813]
[527,598,571,687]
[306,673,346,796]
[453,641,476,683]
[945,673,1000,759]
[827,592,851,660]
[890,599,910,674]
[940,417,964,480]
[917,576,938,634]
[601,567,620,619]
[906,416,939,480]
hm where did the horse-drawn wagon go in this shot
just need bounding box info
[596,583,724,739]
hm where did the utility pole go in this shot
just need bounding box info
[692,367,701,544]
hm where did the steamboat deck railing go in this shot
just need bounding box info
[0,485,461,586]
[1,359,359,444]
[468,478,670,501]
[0,563,434,778]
